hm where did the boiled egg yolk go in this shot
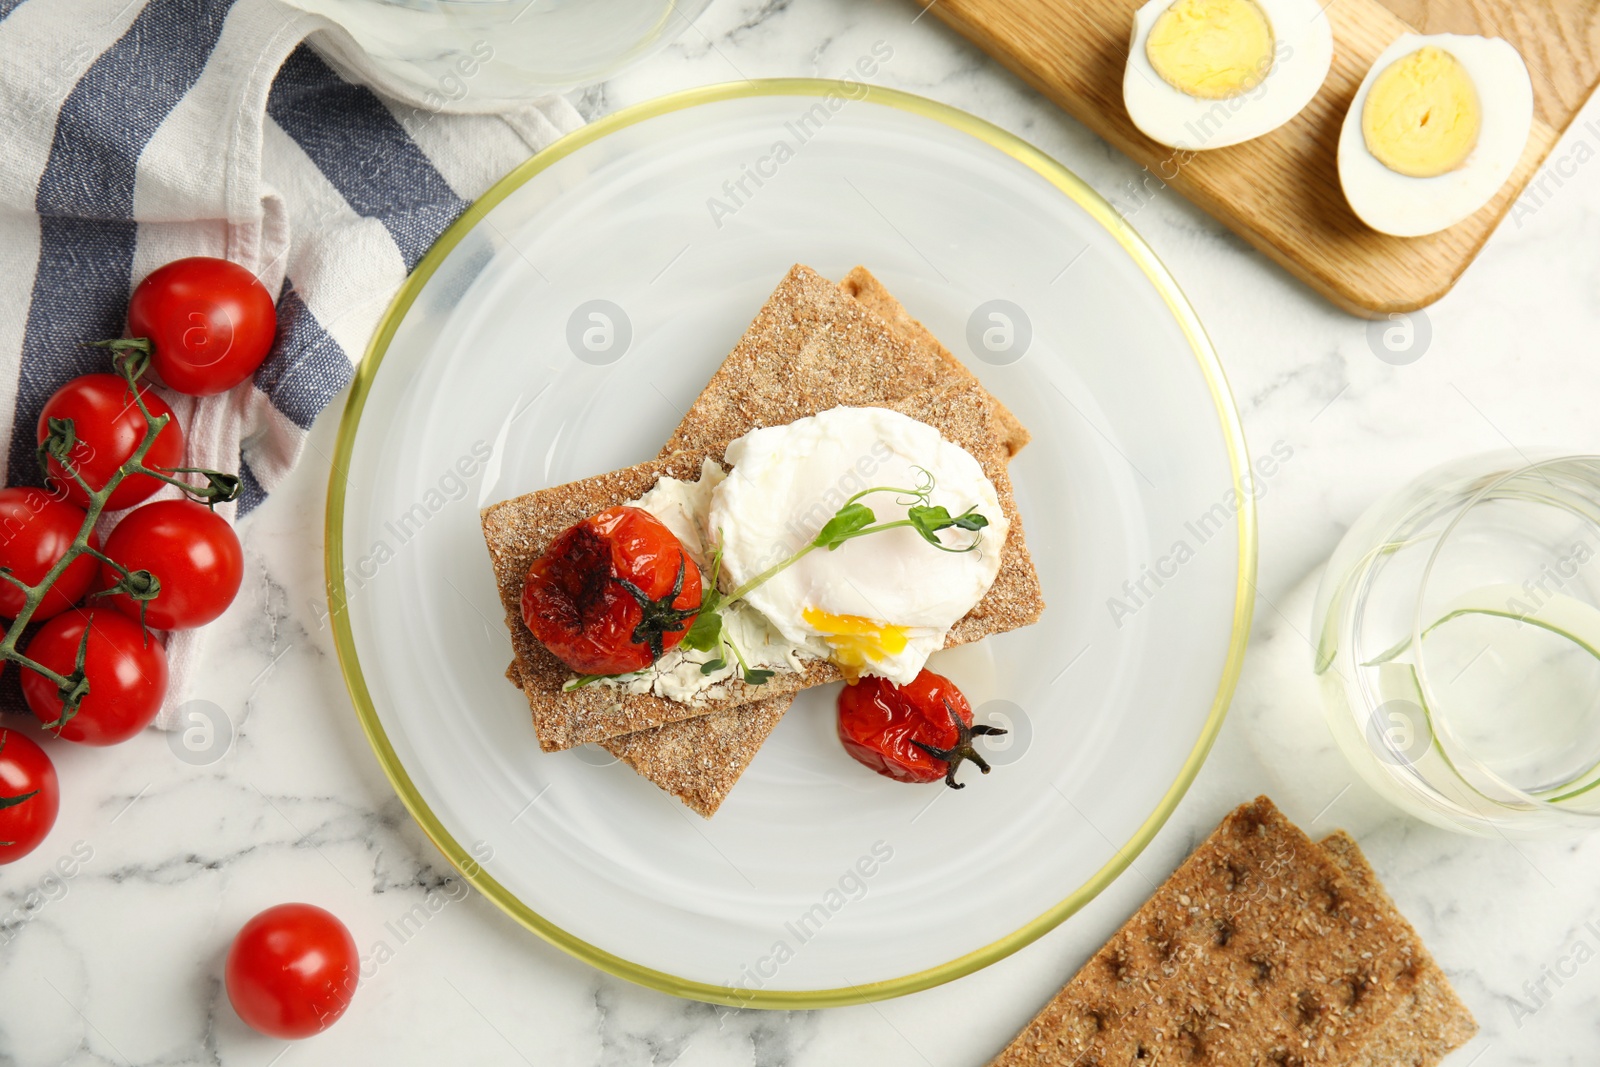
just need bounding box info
[1361,46,1481,177]
[1146,0,1275,100]
[802,608,910,682]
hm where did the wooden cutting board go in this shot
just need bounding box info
[919,0,1600,315]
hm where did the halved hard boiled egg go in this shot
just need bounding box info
[708,406,1008,685]
[1123,0,1333,150]
[1338,34,1532,237]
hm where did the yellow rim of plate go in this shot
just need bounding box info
[324,79,1258,1009]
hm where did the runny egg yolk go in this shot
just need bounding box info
[802,608,909,682]
[1145,0,1276,101]
[1361,46,1481,178]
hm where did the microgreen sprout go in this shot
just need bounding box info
[563,671,639,693]
[721,468,988,605]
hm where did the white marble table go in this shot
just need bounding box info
[7,1,1600,1063]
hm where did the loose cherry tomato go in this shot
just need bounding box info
[36,374,185,510]
[0,488,100,621]
[99,499,243,630]
[226,903,358,1039]
[522,505,702,675]
[0,728,59,864]
[126,257,277,396]
[837,668,1005,787]
[22,610,168,745]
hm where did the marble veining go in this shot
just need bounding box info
[4,0,1600,1062]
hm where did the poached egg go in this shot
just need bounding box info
[708,406,1008,685]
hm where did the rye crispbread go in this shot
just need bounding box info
[598,696,791,818]
[589,267,1032,814]
[988,797,1476,1066]
[838,266,1030,457]
[1318,831,1478,1065]
[661,265,1030,459]
[484,380,1043,752]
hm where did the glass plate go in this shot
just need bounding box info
[326,80,1255,1007]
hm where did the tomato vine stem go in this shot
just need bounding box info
[0,353,241,727]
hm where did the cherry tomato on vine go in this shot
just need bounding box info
[0,488,100,620]
[226,903,358,1039]
[0,728,59,864]
[836,669,1005,788]
[36,374,185,510]
[22,611,168,745]
[521,505,702,676]
[126,257,277,396]
[100,499,243,630]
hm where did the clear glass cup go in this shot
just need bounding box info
[285,0,713,106]
[1313,452,1600,837]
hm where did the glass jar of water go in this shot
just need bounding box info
[1314,452,1600,836]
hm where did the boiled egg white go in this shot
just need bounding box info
[1123,0,1332,150]
[708,407,1008,685]
[1338,34,1532,237]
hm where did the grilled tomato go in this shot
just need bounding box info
[521,505,702,676]
[837,668,1005,788]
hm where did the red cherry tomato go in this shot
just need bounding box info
[226,903,358,1039]
[0,728,59,864]
[127,257,277,396]
[36,374,185,510]
[521,505,702,676]
[837,669,1004,788]
[99,500,243,630]
[21,611,168,745]
[0,488,100,621]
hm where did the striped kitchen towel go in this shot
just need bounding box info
[0,0,584,727]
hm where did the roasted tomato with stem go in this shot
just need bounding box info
[837,668,1007,788]
[522,505,702,676]
[0,728,59,864]
[0,487,101,621]
[36,373,185,510]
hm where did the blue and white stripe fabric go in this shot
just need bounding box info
[0,0,582,725]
